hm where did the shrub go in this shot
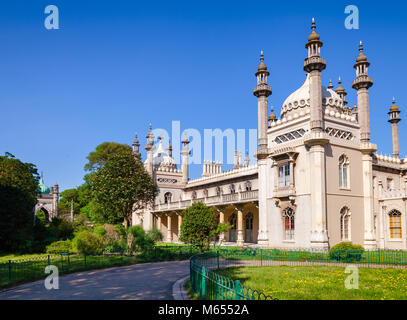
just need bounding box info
[329,242,365,262]
[46,240,73,254]
[93,226,107,236]
[72,231,107,255]
[147,228,163,242]
[127,226,155,254]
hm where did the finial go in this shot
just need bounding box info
[260,50,264,62]
[311,17,316,32]
[393,97,396,104]
[338,76,342,84]
[328,80,333,89]
[359,41,363,53]
[149,123,152,131]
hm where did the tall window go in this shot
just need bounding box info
[387,178,394,191]
[339,155,350,188]
[284,208,295,240]
[216,186,221,196]
[164,192,172,204]
[389,210,402,239]
[230,184,236,193]
[278,164,290,188]
[340,207,351,241]
[192,191,197,199]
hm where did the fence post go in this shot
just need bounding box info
[48,255,50,265]
[84,254,87,266]
[8,260,11,281]
[201,267,206,298]
[234,280,241,300]
[260,249,263,267]
[217,250,220,269]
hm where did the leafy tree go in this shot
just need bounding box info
[180,202,230,251]
[72,231,107,255]
[84,142,132,172]
[58,188,80,216]
[91,153,157,228]
[127,226,155,254]
[0,153,39,252]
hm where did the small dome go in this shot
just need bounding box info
[390,99,399,112]
[38,178,50,194]
[356,53,367,63]
[257,62,267,71]
[308,31,320,41]
[268,113,276,120]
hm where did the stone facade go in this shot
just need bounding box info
[133,20,407,250]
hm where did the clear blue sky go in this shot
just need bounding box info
[1,0,406,191]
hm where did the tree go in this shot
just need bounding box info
[58,188,79,216]
[91,153,157,228]
[180,202,230,251]
[84,142,132,172]
[0,153,39,252]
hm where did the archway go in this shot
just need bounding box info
[245,212,254,243]
[229,213,237,242]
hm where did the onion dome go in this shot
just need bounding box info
[356,41,367,62]
[38,177,50,194]
[257,51,268,72]
[308,18,320,41]
[335,77,345,94]
[390,97,399,112]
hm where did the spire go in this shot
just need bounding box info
[245,151,250,167]
[328,80,333,89]
[132,133,141,159]
[388,97,401,158]
[167,138,173,157]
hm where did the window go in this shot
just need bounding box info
[340,207,351,241]
[192,191,197,200]
[283,208,295,240]
[339,155,350,188]
[387,178,394,191]
[230,184,236,194]
[278,164,290,188]
[389,210,402,239]
[216,186,221,196]
[246,181,252,191]
[164,192,172,204]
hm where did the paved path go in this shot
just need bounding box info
[0,260,189,300]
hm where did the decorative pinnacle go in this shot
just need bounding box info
[338,76,342,84]
[359,41,363,53]
[328,80,333,89]
[260,50,264,62]
[311,17,316,32]
[393,97,396,104]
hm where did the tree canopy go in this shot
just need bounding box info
[91,153,157,227]
[84,142,132,172]
[0,153,39,252]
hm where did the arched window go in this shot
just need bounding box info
[230,184,236,194]
[283,208,295,240]
[339,155,350,188]
[164,192,172,204]
[389,210,402,239]
[216,186,221,196]
[246,181,252,191]
[229,213,237,242]
[203,189,208,197]
[340,207,351,241]
[245,212,254,242]
[192,191,197,200]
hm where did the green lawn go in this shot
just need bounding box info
[0,253,55,263]
[215,265,407,300]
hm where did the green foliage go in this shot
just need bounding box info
[91,153,158,227]
[147,228,163,242]
[329,242,365,262]
[0,153,39,253]
[46,240,73,254]
[180,202,221,251]
[94,226,107,236]
[84,142,132,172]
[127,226,155,254]
[35,210,46,224]
[47,217,74,241]
[72,231,107,255]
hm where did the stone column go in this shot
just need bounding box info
[177,213,183,241]
[257,158,269,247]
[379,203,386,249]
[391,121,400,158]
[157,214,162,231]
[236,205,244,246]
[216,206,226,243]
[166,213,172,242]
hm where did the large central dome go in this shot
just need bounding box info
[280,75,345,119]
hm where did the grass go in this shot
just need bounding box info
[0,253,55,263]
[215,265,407,300]
[184,279,200,300]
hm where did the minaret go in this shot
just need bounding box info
[181,135,190,184]
[253,51,272,247]
[52,184,59,219]
[352,41,374,142]
[244,151,250,167]
[253,51,272,155]
[352,41,377,250]
[335,77,348,106]
[388,98,401,158]
[303,18,329,249]
[144,124,154,175]
[304,18,326,133]
[132,133,141,159]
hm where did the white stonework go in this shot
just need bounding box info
[134,21,407,250]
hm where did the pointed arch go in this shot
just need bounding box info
[339,154,350,188]
[340,206,351,241]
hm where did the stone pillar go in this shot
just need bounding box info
[236,205,244,246]
[216,206,226,243]
[181,136,190,184]
[379,203,386,249]
[157,215,162,231]
[309,143,329,249]
[361,151,376,249]
[177,213,183,241]
[257,158,269,247]
[309,70,323,132]
[166,213,172,242]
[52,184,59,219]
[391,122,400,158]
